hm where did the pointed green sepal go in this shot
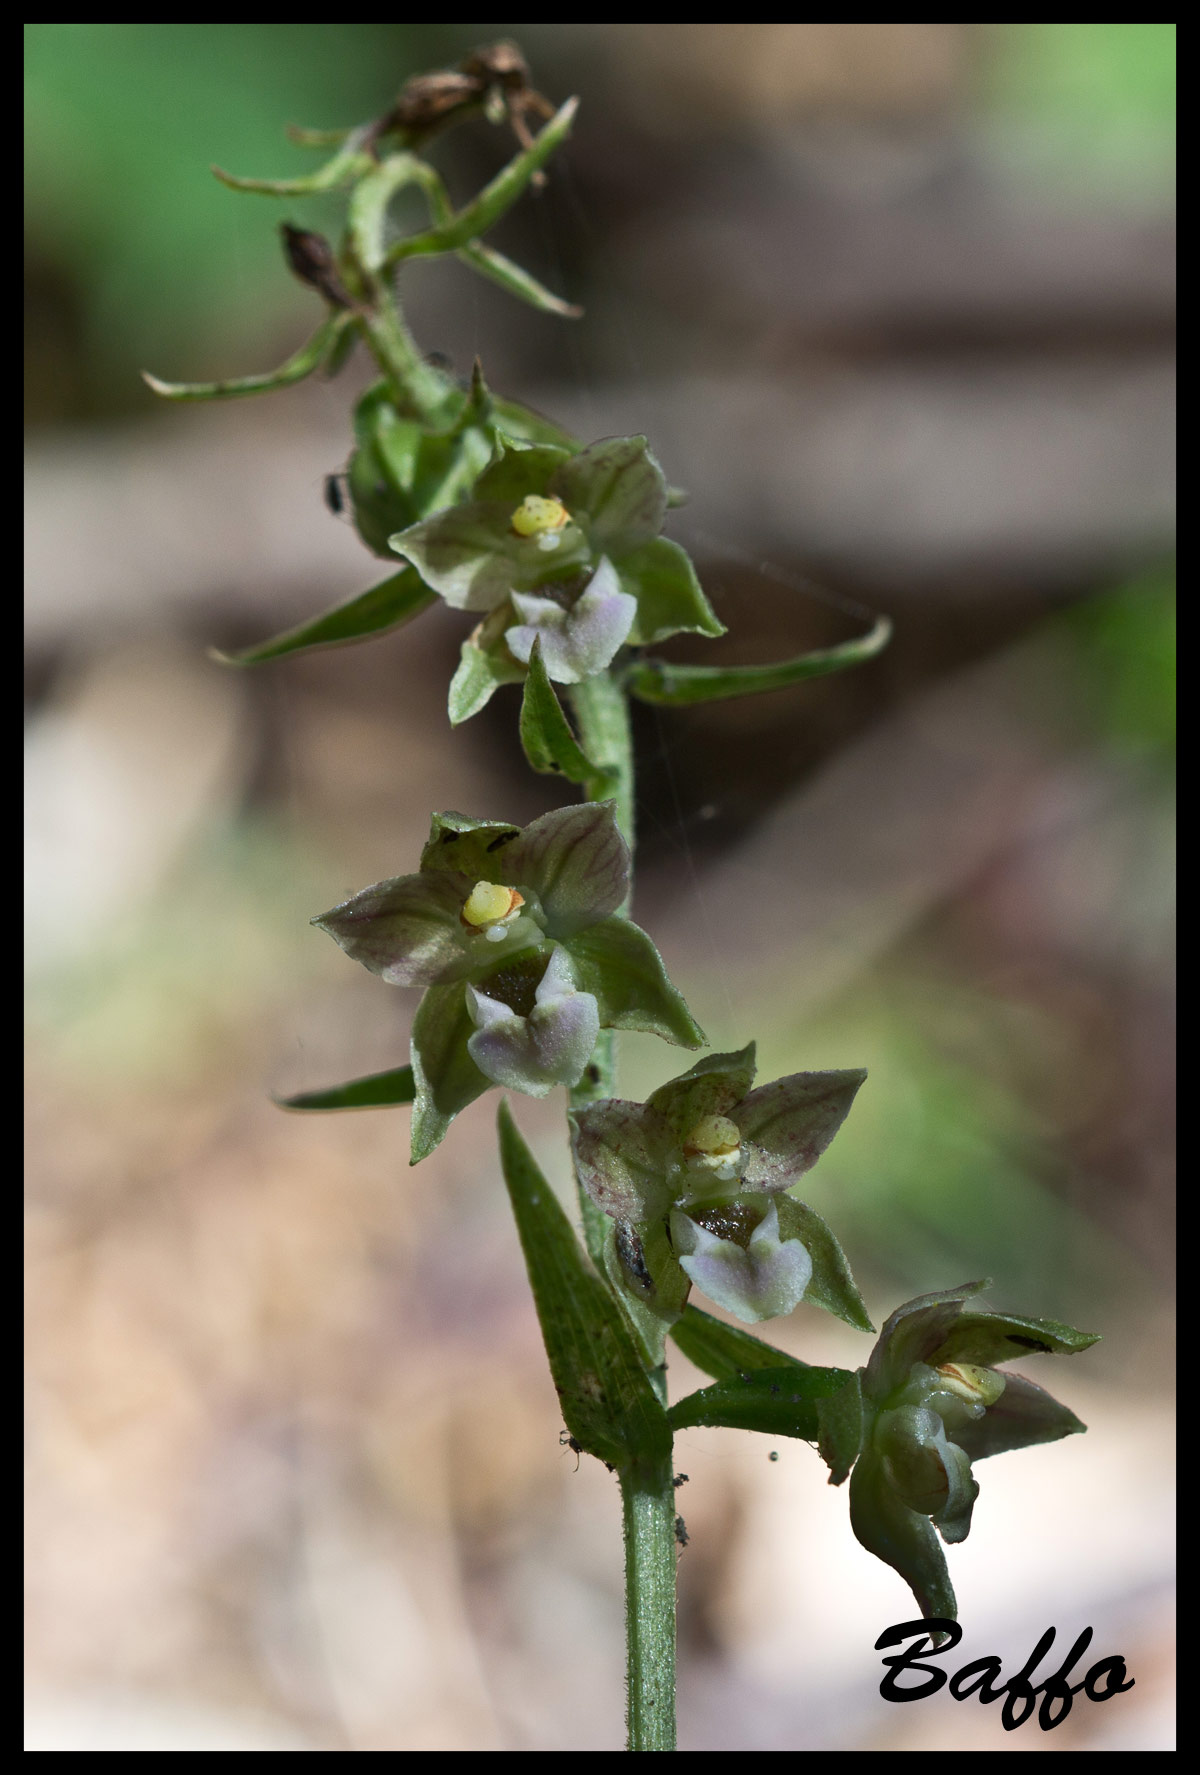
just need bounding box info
[142,314,351,403]
[409,981,490,1163]
[497,1101,671,1468]
[951,1373,1089,1462]
[621,537,724,646]
[603,1218,691,1368]
[566,916,706,1048]
[849,1448,958,1624]
[626,615,893,706]
[273,1065,416,1111]
[212,569,434,666]
[448,621,526,724]
[775,1196,874,1334]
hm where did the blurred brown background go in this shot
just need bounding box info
[25,23,1174,1751]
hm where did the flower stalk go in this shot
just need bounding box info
[147,38,1098,1753]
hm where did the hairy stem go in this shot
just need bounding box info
[620,1453,679,1752]
[570,670,678,1749]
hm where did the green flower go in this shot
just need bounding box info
[570,1046,870,1340]
[847,1282,1100,1622]
[390,433,723,715]
[314,801,704,1161]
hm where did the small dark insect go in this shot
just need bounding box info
[614,1220,654,1296]
[673,1473,689,1489]
[323,473,345,516]
[485,830,519,852]
[674,1516,689,1549]
[585,1064,601,1086]
[768,1451,779,1462]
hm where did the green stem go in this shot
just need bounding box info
[620,1453,678,1752]
[568,670,677,1750]
[357,286,451,424]
[568,671,635,869]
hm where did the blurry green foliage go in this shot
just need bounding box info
[982,22,1176,200]
[24,23,466,410]
[1066,565,1176,768]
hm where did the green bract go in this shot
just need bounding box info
[314,801,705,1161]
[390,433,724,714]
[570,1045,870,1343]
[846,1282,1100,1622]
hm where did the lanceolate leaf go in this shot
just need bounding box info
[142,313,351,402]
[668,1364,854,1441]
[213,569,435,666]
[625,615,893,707]
[274,1065,416,1111]
[460,241,582,316]
[519,641,612,789]
[498,1102,671,1469]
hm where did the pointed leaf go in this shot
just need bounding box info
[567,916,705,1046]
[626,615,893,706]
[775,1196,874,1333]
[670,1303,807,1380]
[459,241,582,316]
[519,640,612,789]
[668,1363,853,1440]
[622,538,724,645]
[213,569,434,666]
[816,1370,865,1486]
[849,1448,958,1622]
[552,436,667,556]
[211,127,373,195]
[951,1373,1088,1461]
[409,981,491,1162]
[143,314,350,402]
[274,1065,415,1111]
[498,1101,671,1468]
